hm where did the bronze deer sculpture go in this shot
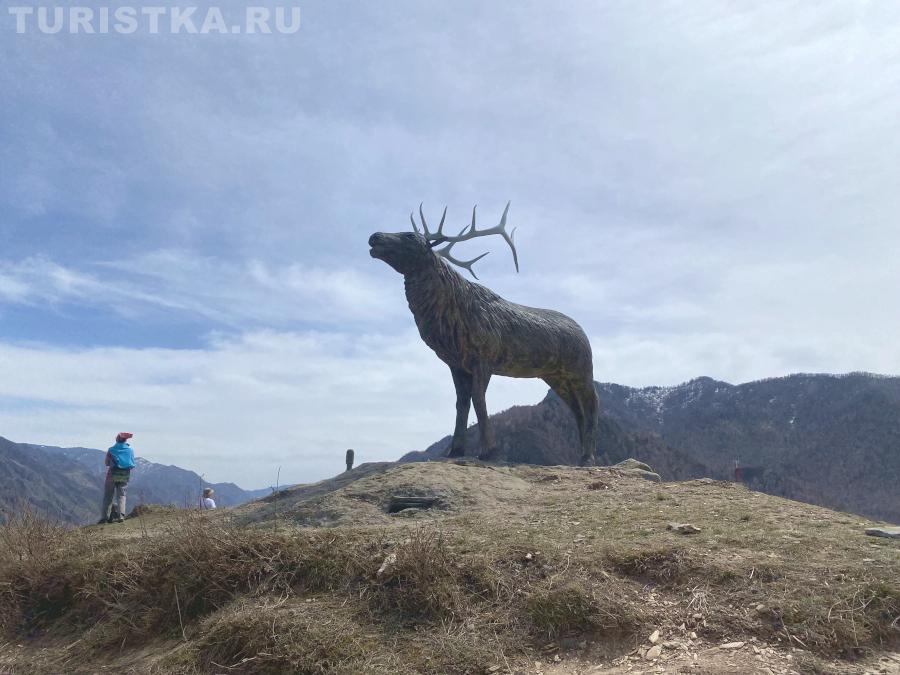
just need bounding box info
[369,203,599,465]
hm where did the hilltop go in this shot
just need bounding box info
[403,373,900,522]
[1,460,897,674]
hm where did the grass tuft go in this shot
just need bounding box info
[193,597,392,675]
[607,544,693,584]
[526,579,645,639]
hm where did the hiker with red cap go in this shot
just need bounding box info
[98,432,136,524]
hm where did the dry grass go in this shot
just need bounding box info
[0,503,71,565]
[192,597,395,674]
[525,579,644,639]
[0,513,558,672]
[773,578,900,654]
[606,543,696,584]
[1,463,898,674]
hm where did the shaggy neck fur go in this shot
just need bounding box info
[403,253,469,324]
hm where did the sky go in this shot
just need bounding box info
[2,1,900,488]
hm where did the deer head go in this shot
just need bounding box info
[369,202,518,279]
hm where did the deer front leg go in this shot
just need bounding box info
[447,367,473,458]
[471,367,497,461]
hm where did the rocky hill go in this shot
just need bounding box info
[1,461,897,674]
[403,373,900,523]
[0,436,269,525]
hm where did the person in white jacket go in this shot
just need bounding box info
[201,487,216,510]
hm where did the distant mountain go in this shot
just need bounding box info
[402,372,900,523]
[0,438,100,525]
[400,392,711,482]
[596,373,900,523]
[0,436,269,525]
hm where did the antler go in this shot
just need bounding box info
[410,203,447,238]
[411,202,518,278]
[434,226,491,279]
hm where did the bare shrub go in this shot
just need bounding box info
[0,504,88,633]
[0,503,69,566]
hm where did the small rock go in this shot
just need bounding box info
[649,630,660,644]
[692,613,703,620]
[755,604,766,612]
[720,641,745,650]
[668,522,701,534]
[689,632,698,639]
[865,527,900,539]
[645,645,662,660]
[663,641,683,650]
[485,666,501,673]
[614,458,653,472]
[611,458,661,482]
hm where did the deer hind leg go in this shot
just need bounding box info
[447,367,473,458]
[571,378,599,466]
[471,368,497,461]
[545,375,597,466]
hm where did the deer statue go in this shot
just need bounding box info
[369,203,600,465]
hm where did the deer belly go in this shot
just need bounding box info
[493,345,567,378]
[492,325,588,378]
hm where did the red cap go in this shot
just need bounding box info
[116,432,133,443]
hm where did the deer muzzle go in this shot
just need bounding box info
[368,232,386,258]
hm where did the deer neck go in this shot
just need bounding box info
[403,257,467,326]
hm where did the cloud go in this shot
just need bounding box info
[0,251,404,329]
[0,273,30,302]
